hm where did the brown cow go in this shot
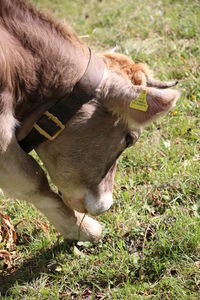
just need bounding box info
[0,0,180,241]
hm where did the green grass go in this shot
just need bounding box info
[0,0,200,299]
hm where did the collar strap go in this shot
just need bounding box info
[18,49,105,152]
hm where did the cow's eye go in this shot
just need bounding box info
[125,133,133,148]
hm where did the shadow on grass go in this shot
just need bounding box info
[0,240,73,296]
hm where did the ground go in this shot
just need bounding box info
[0,0,200,299]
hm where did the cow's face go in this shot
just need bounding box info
[37,54,180,216]
[36,100,141,215]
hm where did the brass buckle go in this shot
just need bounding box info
[33,111,65,141]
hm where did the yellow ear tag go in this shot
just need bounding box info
[130,90,148,112]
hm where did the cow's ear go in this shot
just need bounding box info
[124,87,180,127]
[104,75,180,127]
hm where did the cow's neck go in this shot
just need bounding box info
[15,40,90,121]
[16,49,105,150]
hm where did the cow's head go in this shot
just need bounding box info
[36,52,180,216]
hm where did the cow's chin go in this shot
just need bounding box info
[61,190,113,216]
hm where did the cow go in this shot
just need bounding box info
[0,0,180,242]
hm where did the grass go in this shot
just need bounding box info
[0,0,200,299]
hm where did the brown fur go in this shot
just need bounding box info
[102,52,152,85]
[0,0,89,120]
[0,0,180,241]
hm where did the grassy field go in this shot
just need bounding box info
[0,0,200,299]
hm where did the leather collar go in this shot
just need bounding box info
[17,49,105,153]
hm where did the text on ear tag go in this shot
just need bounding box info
[130,90,148,112]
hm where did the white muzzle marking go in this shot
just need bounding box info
[85,190,113,216]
